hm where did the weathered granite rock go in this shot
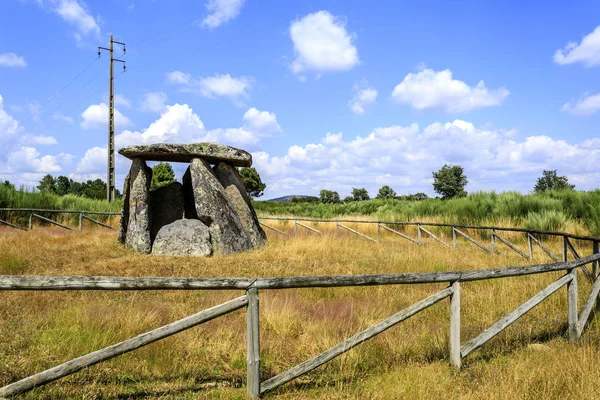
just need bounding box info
[149,182,184,242]
[125,158,153,254]
[152,219,212,257]
[214,162,266,248]
[186,158,252,254]
[117,171,131,244]
[119,143,252,167]
[182,167,199,220]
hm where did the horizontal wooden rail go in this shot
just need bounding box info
[258,216,600,243]
[460,273,572,357]
[0,208,120,215]
[32,213,73,231]
[261,286,453,394]
[259,222,287,235]
[453,228,491,253]
[337,223,378,242]
[419,225,452,249]
[492,231,529,260]
[2,254,599,291]
[379,224,420,244]
[0,295,248,398]
[82,215,114,230]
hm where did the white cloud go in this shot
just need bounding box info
[242,107,282,135]
[52,112,74,124]
[0,53,27,68]
[114,94,132,108]
[554,26,600,67]
[0,94,72,180]
[167,72,252,101]
[165,71,191,84]
[561,93,600,116]
[80,103,132,130]
[348,87,377,115]
[252,120,600,198]
[54,0,100,42]
[202,0,245,29]
[30,135,59,145]
[140,92,168,113]
[391,68,510,112]
[290,10,359,74]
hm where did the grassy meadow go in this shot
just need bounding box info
[1,223,600,399]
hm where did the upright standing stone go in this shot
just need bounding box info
[186,158,252,254]
[213,162,266,248]
[117,171,130,244]
[149,182,184,242]
[125,158,153,254]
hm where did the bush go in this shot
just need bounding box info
[523,210,569,232]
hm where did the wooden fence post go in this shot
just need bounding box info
[449,281,461,369]
[79,212,83,232]
[568,268,578,343]
[491,229,496,253]
[417,224,422,245]
[452,227,457,249]
[336,221,340,234]
[563,236,568,262]
[293,220,297,235]
[593,241,599,278]
[247,287,260,399]
[377,223,381,242]
[527,234,533,261]
[28,211,33,230]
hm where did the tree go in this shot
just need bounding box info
[55,176,71,196]
[432,164,468,199]
[343,195,354,203]
[376,185,396,199]
[151,162,176,190]
[534,170,575,192]
[83,179,107,200]
[239,167,266,198]
[351,187,370,201]
[319,189,340,204]
[37,174,56,193]
[1,180,14,190]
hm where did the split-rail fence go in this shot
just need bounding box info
[2,209,600,398]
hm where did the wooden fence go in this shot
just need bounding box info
[0,208,119,231]
[1,253,600,398]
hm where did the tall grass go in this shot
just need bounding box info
[0,186,122,227]
[254,190,600,235]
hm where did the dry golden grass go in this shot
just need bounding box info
[1,223,599,399]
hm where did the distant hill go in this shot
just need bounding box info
[267,195,311,202]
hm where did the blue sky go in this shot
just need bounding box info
[1,0,600,199]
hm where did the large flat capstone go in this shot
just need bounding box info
[118,143,252,167]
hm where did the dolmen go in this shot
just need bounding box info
[117,142,266,256]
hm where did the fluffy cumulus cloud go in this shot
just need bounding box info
[140,92,168,113]
[0,94,71,184]
[202,0,245,29]
[0,53,27,68]
[35,0,101,44]
[391,68,510,112]
[252,120,600,198]
[75,104,282,181]
[561,93,600,116]
[167,72,252,101]
[80,103,133,130]
[554,25,600,67]
[290,10,359,75]
[348,86,377,115]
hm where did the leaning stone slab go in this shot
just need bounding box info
[214,162,266,248]
[152,219,212,257]
[117,171,131,244]
[118,143,252,167]
[125,158,153,254]
[185,158,252,254]
[149,182,185,242]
